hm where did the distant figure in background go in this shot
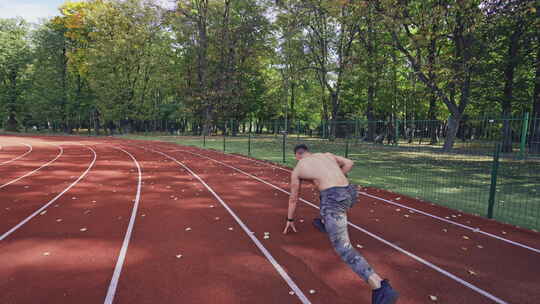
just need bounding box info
[283,144,399,304]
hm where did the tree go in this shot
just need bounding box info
[482,0,535,152]
[0,19,32,131]
[381,0,484,151]
[531,0,540,153]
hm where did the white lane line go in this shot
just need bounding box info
[104,146,143,304]
[189,149,540,255]
[0,145,97,241]
[0,143,32,166]
[168,148,509,304]
[360,192,540,254]
[144,147,311,304]
[0,144,64,190]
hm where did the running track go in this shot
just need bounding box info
[0,135,539,304]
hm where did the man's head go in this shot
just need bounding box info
[294,144,310,160]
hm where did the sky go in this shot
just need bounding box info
[0,0,176,23]
[0,0,77,22]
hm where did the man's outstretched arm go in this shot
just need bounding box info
[283,168,300,234]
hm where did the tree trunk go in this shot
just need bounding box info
[366,84,375,141]
[530,2,540,153]
[428,95,438,144]
[290,81,296,133]
[93,109,101,136]
[443,114,461,152]
[501,26,522,153]
[427,25,438,145]
[5,113,18,132]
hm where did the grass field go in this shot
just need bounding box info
[122,134,540,231]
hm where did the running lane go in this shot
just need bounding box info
[107,144,308,304]
[0,144,140,304]
[160,143,540,304]
[142,143,499,304]
[0,141,32,166]
[0,141,62,187]
[0,143,93,233]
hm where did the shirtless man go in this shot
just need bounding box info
[283,144,399,304]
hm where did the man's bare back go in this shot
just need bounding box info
[293,152,352,191]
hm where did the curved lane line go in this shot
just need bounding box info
[0,143,64,190]
[0,144,97,241]
[104,146,143,304]
[142,147,312,304]
[0,143,32,166]
[164,148,508,304]
[187,150,540,255]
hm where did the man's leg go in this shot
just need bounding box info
[322,209,376,284]
[322,208,399,304]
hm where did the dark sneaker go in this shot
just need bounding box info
[312,218,326,233]
[372,279,399,304]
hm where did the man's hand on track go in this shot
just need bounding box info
[283,221,297,234]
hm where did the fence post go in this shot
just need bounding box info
[223,125,226,152]
[345,134,350,158]
[354,118,359,144]
[487,143,501,219]
[282,132,286,163]
[394,120,400,146]
[519,112,530,159]
[203,132,206,147]
[248,132,251,156]
[297,121,300,142]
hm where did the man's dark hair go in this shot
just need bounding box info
[294,144,309,154]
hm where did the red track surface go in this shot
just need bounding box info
[1,135,539,304]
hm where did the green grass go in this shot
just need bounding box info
[123,134,540,231]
